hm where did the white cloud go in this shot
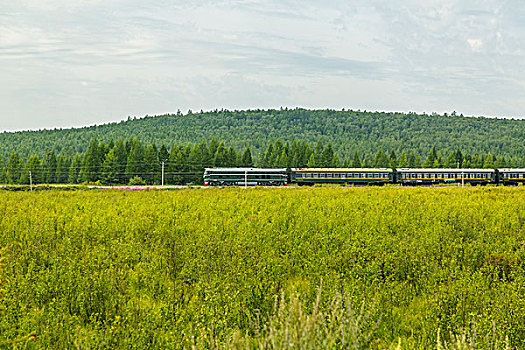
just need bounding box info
[467,38,484,52]
[1,0,525,131]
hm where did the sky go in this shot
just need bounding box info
[1,0,525,131]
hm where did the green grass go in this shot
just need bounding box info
[0,187,524,348]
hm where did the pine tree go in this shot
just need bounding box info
[423,146,437,168]
[213,142,228,167]
[0,167,6,184]
[68,155,82,184]
[314,140,324,166]
[271,139,284,167]
[262,144,273,167]
[113,139,128,184]
[26,155,42,184]
[102,148,119,184]
[374,148,389,167]
[278,150,288,168]
[398,151,408,167]
[125,139,145,181]
[445,151,457,168]
[158,144,169,163]
[227,146,238,167]
[362,154,373,168]
[352,151,362,168]
[6,151,20,184]
[322,143,335,167]
[483,153,495,169]
[84,139,102,182]
[471,153,482,168]
[144,144,159,184]
[43,149,57,183]
[169,145,184,184]
[407,151,416,168]
[389,150,397,167]
[241,147,253,167]
[208,138,219,158]
[414,154,422,168]
[56,155,71,183]
[307,153,316,167]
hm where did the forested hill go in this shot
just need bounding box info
[2,109,525,160]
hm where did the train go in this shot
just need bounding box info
[203,167,525,186]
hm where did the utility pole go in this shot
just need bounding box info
[29,171,33,191]
[161,161,165,186]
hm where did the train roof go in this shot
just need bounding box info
[204,168,287,172]
[497,168,525,172]
[291,168,393,172]
[396,168,495,173]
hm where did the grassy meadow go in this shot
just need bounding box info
[1,186,524,349]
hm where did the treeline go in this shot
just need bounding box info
[2,109,525,161]
[0,138,253,186]
[1,138,524,186]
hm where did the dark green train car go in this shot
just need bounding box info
[291,168,393,185]
[204,168,288,186]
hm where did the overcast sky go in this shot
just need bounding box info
[1,0,525,131]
